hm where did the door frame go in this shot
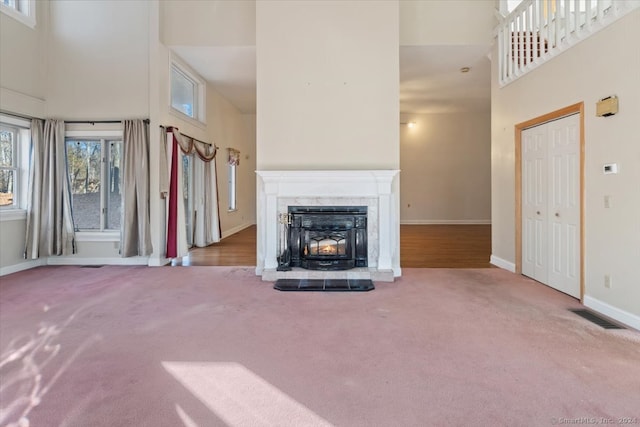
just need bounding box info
[514,102,585,301]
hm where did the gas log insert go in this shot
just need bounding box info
[278,206,367,271]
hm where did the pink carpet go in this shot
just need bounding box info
[1,266,638,426]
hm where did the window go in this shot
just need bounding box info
[0,125,19,208]
[227,148,240,212]
[228,163,237,211]
[170,58,205,124]
[1,0,36,28]
[66,138,122,231]
[0,114,29,216]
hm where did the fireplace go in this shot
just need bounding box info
[255,170,401,282]
[281,206,367,271]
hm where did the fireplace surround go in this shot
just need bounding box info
[256,170,401,282]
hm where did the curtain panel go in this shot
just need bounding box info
[121,119,153,257]
[24,119,76,258]
[164,127,220,258]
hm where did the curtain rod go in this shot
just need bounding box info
[66,118,150,125]
[162,125,215,148]
[0,110,40,121]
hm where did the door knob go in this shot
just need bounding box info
[555,212,560,217]
[536,211,540,215]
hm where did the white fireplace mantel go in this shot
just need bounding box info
[255,170,401,281]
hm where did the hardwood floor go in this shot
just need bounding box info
[182,225,257,266]
[181,224,492,268]
[400,224,492,268]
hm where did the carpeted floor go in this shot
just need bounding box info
[1,266,638,426]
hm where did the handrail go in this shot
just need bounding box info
[496,0,639,87]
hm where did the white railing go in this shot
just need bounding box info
[496,0,639,86]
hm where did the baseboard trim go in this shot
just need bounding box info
[46,256,149,266]
[490,255,516,272]
[400,220,491,225]
[0,258,46,276]
[583,296,640,331]
[222,222,255,239]
[148,256,171,267]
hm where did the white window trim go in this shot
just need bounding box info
[228,163,237,212]
[66,129,124,236]
[169,53,206,127]
[0,114,30,220]
[0,0,36,29]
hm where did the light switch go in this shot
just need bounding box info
[603,163,618,174]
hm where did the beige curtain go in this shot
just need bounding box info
[121,119,153,257]
[24,119,76,258]
[193,156,221,247]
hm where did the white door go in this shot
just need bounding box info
[522,125,548,284]
[522,114,580,298]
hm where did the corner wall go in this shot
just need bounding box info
[400,112,491,223]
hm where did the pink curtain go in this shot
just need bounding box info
[166,133,180,258]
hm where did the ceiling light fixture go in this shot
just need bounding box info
[400,121,416,128]
[460,67,471,73]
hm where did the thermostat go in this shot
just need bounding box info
[596,96,618,117]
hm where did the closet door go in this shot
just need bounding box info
[521,114,580,298]
[522,125,548,284]
[547,114,580,298]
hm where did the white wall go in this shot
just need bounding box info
[491,10,640,322]
[400,112,491,223]
[256,0,399,170]
[45,0,150,119]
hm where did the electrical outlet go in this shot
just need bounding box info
[604,195,611,209]
[604,275,611,289]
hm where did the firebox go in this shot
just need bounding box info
[280,206,367,271]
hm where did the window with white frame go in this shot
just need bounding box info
[0,125,19,208]
[1,0,36,28]
[228,163,237,211]
[66,136,123,231]
[0,114,29,213]
[170,58,205,124]
[227,148,240,212]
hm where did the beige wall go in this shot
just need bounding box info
[491,11,640,319]
[160,0,255,46]
[400,112,491,223]
[400,0,495,46]
[0,2,47,272]
[45,0,150,119]
[0,0,47,104]
[256,0,399,170]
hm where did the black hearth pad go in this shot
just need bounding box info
[274,279,374,292]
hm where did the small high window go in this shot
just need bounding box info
[1,0,36,28]
[170,58,205,124]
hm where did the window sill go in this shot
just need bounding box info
[0,209,27,222]
[75,231,120,242]
[169,108,206,129]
